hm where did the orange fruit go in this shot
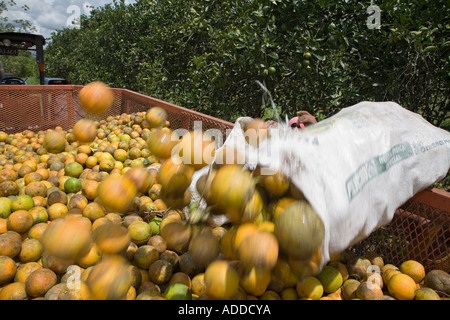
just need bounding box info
[73,118,98,143]
[19,238,44,263]
[145,107,167,129]
[31,196,47,208]
[82,202,106,222]
[24,181,47,198]
[28,206,48,224]
[0,197,13,218]
[78,144,92,155]
[259,290,281,300]
[387,273,417,300]
[328,260,349,282]
[191,273,207,296]
[210,165,255,221]
[296,276,324,300]
[204,260,239,299]
[0,181,20,198]
[274,200,324,260]
[159,220,191,254]
[399,260,426,283]
[85,156,98,168]
[178,130,216,170]
[43,130,66,154]
[124,167,155,194]
[146,129,177,159]
[81,179,99,201]
[239,266,271,297]
[356,281,383,300]
[0,282,27,300]
[157,156,194,196]
[0,255,17,285]
[97,175,137,213]
[164,282,191,300]
[25,268,57,298]
[27,222,48,240]
[114,149,128,162]
[47,203,68,220]
[128,220,152,246]
[64,177,82,194]
[241,190,263,223]
[92,222,130,255]
[79,81,114,116]
[86,255,133,300]
[14,261,42,283]
[188,229,220,268]
[64,161,84,178]
[262,170,290,198]
[280,287,298,300]
[68,194,89,211]
[41,215,91,260]
[149,259,173,284]
[0,218,7,233]
[415,287,441,300]
[75,152,89,166]
[271,257,300,288]
[316,265,343,294]
[76,242,102,268]
[382,268,401,285]
[342,279,360,300]
[133,245,160,269]
[58,281,91,300]
[7,209,34,233]
[236,230,279,270]
[168,272,192,289]
[11,194,34,212]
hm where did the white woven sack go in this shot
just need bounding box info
[190,101,450,268]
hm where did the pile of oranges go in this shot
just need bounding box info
[0,82,448,300]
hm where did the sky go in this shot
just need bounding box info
[3,0,136,41]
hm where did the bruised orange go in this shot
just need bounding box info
[25,268,57,298]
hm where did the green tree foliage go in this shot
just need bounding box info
[44,0,449,128]
[0,0,36,33]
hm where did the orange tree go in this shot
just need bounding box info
[44,0,449,129]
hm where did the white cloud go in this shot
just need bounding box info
[2,0,136,40]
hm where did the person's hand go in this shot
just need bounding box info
[264,120,278,128]
[296,110,317,126]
